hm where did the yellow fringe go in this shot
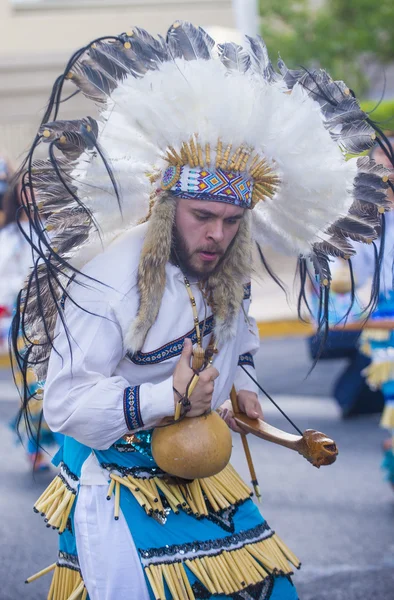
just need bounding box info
[34,475,76,533]
[26,563,86,600]
[363,361,394,389]
[361,329,391,343]
[144,533,300,600]
[107,463,252,519]
[381,405,394,429]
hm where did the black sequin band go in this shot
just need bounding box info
[139,522,273,566]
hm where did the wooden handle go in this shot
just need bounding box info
[233,413,338,469]
[230,387,261,500]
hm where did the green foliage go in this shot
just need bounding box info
[360,100,394,132]
[259,0,394,95]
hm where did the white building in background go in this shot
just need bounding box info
[0,0,238,162]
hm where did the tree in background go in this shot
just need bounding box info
[259,0,394,96]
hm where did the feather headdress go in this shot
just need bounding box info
[12,21,393,402]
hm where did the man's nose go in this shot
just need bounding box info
[207,220,224,243]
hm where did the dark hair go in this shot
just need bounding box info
[2,179,22,226]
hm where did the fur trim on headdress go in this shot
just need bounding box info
[126,193,252,353]
[125,192,176,353]
[207,211,252,346]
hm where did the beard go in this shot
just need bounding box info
[172,227,225,279]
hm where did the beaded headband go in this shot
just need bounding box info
[162,165,253,208]
[160,137,280,209]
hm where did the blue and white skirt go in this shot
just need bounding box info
[28,433,300,600]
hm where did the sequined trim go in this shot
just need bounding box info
[139,522,272,566]
[57,551,81,572]
[243,281,251,300]
[101,462,163,479]
[127,315,214,365]
[123,385,143,430]
[238,352,255,368]
[58,462,79,493]
[192,577,275,600]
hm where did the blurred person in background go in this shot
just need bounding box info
[0,156,10,228]
[309,136,394,487]
[0,178,62,471]
[308,255,385,419]
[0,175,28,350]
[350,136,394,488]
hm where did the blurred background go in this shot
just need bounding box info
[1,1,394,599]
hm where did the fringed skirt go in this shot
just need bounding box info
[27,433,300,600]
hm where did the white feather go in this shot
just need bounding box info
[69,56,359,267]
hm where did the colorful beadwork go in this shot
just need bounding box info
[162,165,253,208]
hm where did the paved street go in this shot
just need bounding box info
[1,337,394,600]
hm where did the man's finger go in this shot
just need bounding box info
[179,337,193,365]
[228,417,247,434]
[245,399,263,420]
[204,366,219,381]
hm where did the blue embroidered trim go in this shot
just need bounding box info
[123,386,143,431]
[243,282,251,300]
[238,352,254,368]
[127,315,215,366]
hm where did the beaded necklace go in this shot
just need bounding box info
[183,274,217,370]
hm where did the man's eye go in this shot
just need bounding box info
[196,214,209,221]
[226,219,238,225]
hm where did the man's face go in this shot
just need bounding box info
[174,198,245,277]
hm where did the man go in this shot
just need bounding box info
[17,22,386,600]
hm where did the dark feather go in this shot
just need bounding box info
[353,183,391,207]
[246,35,278,82]
[323,97,366,126]
[120,37,166,77]
[330,121,376,154]
[70,61,115,102]
[39,120,98,160]
[89,41,132,82]
[355,172,390,192]
[217,42,251,73]
[50,229,90,256]
[311,249,332,282]
[314,235,355,259]
[348,200,380,224]
[356,155,392,179]
[298,70,349,107]
[130,27,171,60]
[46,207,91,235]
[327,216,378,243]
[277,58,305,89]
[166,21,213,61]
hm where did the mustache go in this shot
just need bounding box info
[196,246,224,255]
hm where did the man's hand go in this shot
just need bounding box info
[173,338,219,418]
[219,390,263,433]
